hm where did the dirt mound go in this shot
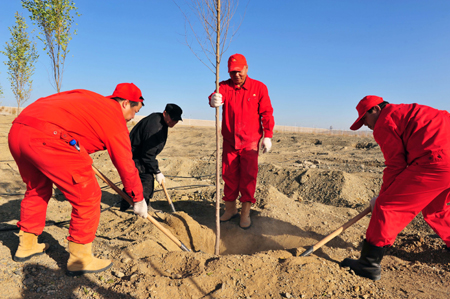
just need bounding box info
[1,116,449,298]
[257,164,381,208]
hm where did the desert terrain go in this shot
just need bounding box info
[0,114,449,299]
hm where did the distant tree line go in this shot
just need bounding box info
[1,0,79,115]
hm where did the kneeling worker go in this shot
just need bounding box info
[120,103,183,211]
[8,83,148,276]
[341,95,450,281]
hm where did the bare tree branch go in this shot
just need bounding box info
[174,0,246,75]
[174,0,247,256]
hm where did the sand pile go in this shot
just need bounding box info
[0,115,449,298]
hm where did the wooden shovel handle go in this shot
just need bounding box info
[92,165,190,252]
[300,206,371,257]
[161,181,176,213]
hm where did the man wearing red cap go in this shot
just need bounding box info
[341,95,450,280]
[208,53,275,229]
[8,83,148,276]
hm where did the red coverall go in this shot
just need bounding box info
[366,103,450,247]
[209,77,274,203]
[8,89,143,244]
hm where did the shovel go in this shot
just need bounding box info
[300,206,371,257]
[92,165,191,252]
[160,181,176,213]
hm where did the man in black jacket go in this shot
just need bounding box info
[120,103,183,211]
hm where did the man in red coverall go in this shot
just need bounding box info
[341,95,450,281]
[8,83,148,276]
[209,53,275,229]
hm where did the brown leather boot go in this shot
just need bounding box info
[14,230,49,262]
[239,202,252,229]
[67,241,112,276]
[220,200,238,222]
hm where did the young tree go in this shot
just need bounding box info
[22,0,79,93]
[0,77,3,99]
[177,0,242,73]
[176,0,244,255]
[0,80,3,108]
[1,12,39,116]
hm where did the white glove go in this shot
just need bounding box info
[209,93,223,107]
[370,196,378,212]
[261,137,272,153]
[156,172,165,185]
[133,200,148,218]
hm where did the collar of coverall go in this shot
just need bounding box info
[232,76,250,90]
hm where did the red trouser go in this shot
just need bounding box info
[222,140,259,203]
[367,161,450,247]
[8,123,101,244]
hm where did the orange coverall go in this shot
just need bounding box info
[366,103,450,247]
[8,89,143,244]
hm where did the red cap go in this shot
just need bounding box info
[350,95,384,130]
[228,54,247,72]
[107,83,144,102]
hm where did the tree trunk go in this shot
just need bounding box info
[214,0,221,256]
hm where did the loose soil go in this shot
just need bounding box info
[0,114,449,299]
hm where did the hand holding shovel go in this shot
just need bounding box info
[92,165,191,252]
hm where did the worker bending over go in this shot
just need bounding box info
[341,95,450,280]
[8,83,148,276]
[120,103,183,211]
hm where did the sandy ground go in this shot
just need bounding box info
[0,114,449,299]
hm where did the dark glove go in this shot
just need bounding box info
[119,188,131,211]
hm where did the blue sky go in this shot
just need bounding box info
[1,0,449,130]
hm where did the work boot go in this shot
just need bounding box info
[14,230,49,262]
[340,239,386,281]
[67,241,112,276]
[220,200,238,222]
[239,202,252,229]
